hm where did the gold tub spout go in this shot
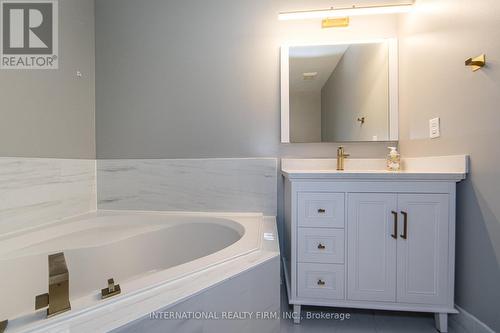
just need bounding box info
[35,252,71,318]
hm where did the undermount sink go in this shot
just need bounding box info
[281,156,469,181]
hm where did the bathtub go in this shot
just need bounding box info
[0,210,278,333]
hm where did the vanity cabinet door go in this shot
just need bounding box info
[347,193,397,302]
[396,194,449,305]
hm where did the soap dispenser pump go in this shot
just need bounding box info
[387,147,401,172]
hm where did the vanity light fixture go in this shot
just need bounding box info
[303,72,318,80]
[278,2,414,21]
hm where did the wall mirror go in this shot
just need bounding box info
[281,39,398,143]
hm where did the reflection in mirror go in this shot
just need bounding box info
[282,40,398,143]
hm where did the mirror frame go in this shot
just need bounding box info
[280,38,399,143]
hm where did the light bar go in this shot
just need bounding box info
[278,2,414,21]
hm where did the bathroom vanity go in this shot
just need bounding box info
[282,156,468,333]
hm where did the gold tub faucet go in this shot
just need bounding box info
[35,252,71,318]
[337,146,350,171]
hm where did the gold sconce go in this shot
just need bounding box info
[357,117,366,125]
[322,17,349,28]
[465,54,486,72]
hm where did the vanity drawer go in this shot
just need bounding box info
[298,192,345,228]
[298,228,344,264]
[297,263,345,300]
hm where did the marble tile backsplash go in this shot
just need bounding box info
[0,158,96,236]
[97,159,277,216]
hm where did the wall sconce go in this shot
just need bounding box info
[278,2,414,21]
[465,54,486,72]
[357,117,366,125]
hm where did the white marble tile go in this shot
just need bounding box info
[0,158,96,236]
[97,159,277,216]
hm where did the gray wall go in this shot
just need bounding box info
[0,0,95,159]
[94,0,399,278]
[398,0,500,330]
[289,90,321,143]
[95,0,398,159]
[321,43,389,142]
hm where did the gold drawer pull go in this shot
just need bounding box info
[317,279,326,286]
[317,208,326,214]
[317,243,326,250]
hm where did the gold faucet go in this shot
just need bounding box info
[337,146,350,171]
[35,252,71,318]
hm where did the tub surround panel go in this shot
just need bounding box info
[97,159,278,216]
[116,256,280,333]
[0,158,96,236]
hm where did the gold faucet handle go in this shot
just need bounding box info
[101,278,121,299]
[35,293,49,310]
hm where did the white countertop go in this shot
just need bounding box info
[281,155,468,182]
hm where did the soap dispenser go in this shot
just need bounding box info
[387,147,401,172]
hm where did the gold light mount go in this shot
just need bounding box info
[465,54,486,72]
[322,17,349,28]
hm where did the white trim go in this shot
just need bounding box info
[280,38,399,143]
[280,46,290,143]
[451,305,496,333]
[281,38,394,48]
[388,38,399,141]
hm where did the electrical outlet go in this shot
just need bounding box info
[429,117,440,139]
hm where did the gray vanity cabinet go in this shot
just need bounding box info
[283,177,459,333]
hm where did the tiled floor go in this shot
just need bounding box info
[280,286,468,333]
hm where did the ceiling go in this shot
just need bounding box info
[289,44,349,93]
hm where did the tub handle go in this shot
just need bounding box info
[101,278,121,299]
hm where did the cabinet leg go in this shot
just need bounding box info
[293,304,301,324]
[434,313,448,332]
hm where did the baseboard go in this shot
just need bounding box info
[450,305,495,333]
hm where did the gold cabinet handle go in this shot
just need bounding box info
[317,279,326,286]
[391,211,398,239]
[317,208,326,214]
[401,211,408,239]
[317,243,326,250]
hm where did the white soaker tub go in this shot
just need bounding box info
[0,210,269,332]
